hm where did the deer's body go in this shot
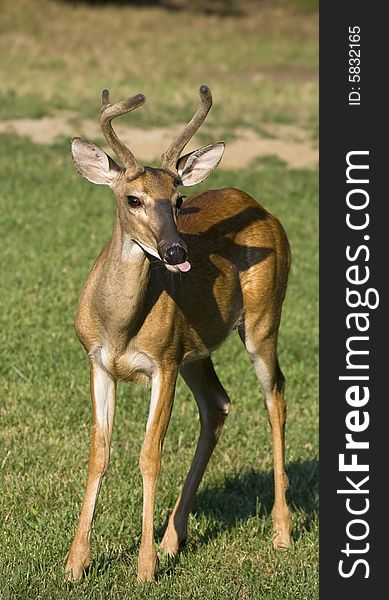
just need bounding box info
[65,87,291,583]
[77,188,289,377]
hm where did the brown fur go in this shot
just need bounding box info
[75,186,289,370]
[65,99,291,583]
[66,176,290,579]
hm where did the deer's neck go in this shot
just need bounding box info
[97,218,151,342]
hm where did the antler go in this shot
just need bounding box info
[100,89,145,179]
[161,85,213,175]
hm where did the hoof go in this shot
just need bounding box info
[64,562,88,582]
[272,524,292,550]
[160,527,187,557]
[272,533,291,550]
[272,506,291,550]
[64,547,90,582]
[137,548,158,582]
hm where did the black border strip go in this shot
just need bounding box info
[320,1,387,596]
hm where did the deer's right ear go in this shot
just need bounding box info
[71,138,122,186]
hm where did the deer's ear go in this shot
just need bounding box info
[176,142,225,186]
[71,138,122,186]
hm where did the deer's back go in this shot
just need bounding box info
[145,187,290,362]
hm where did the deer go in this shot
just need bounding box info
[64,85,291,583]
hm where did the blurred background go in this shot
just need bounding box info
[0,0,317,168]
[0,2,318,599]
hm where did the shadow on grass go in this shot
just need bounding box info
[59,0,245,17]
[191,459,318,545]
[87,459,318,578]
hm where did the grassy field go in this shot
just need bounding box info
[0,1,318,598]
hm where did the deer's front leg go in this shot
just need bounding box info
[64,364,116,582]
[137,369,177,582]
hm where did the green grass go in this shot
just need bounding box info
[0,0,318,596]
[0,134,318,599]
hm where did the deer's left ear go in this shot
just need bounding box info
[176,142,225,186]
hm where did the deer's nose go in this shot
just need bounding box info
[164,244,188,265]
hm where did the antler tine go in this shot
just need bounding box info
[100,89,146,178]
[161,85,213,174]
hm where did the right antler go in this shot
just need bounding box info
[161,85,213,176]
[100,89,145,179]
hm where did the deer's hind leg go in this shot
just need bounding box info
[238,320,291,550]
[161,357,230,556]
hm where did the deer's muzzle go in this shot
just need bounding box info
[164,244,188,265]
[152,200,191,272]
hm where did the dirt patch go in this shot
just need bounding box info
[0,114,317,170]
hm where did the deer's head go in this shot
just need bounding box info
[71,86,224,273]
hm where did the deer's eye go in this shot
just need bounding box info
[176,196,185,210]
[127,196,142,208]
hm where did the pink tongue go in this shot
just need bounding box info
[176,261,191,272]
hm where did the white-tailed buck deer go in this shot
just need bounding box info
[65,85,291,582]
